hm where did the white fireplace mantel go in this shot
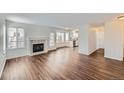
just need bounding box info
[29,36,48,41]
[28,37,49,56]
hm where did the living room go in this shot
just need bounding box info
[0,13,124,80]
[1,0,124,93]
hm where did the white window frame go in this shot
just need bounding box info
[7,27,25,49]
[49,32,55,47]
[65,32,69,42]
[56,32,61,43]
[61,32,65,43]
[56,32,65,43]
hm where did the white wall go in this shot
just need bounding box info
[105,20,124,61]
[0,22,3,51]
[6,21,69,59]
[79,25,89,55]
[88,27,97,54]
[0,20,6,55]
[0,19,6,77]
[96,27,104,49]
[79,25,97,55]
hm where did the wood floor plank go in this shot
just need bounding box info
[1,48,124,80]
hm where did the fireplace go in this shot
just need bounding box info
[28,37,48,56]
[33,43,44,53]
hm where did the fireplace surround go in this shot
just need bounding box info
[28,37,48,56]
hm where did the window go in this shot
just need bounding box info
[56,32,61,43]
[7,27,25,49]
[65,32,69,41]
[61,33,64,43]
[72,31,79,40]
[56,32,65,43]
[49,33,55,47]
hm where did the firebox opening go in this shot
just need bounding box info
[33,43,44,53]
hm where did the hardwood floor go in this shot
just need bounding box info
[1,48,124,80]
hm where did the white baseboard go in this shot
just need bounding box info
[104,55,123,61]
[88,49,97,55]
[6,54,27,60]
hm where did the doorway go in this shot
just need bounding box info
[90,26,105,58]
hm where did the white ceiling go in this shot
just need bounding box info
[0,13,122,29]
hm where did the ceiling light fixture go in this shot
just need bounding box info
[117,16,124,20]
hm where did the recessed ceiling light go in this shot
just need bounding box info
[117,16,124,20]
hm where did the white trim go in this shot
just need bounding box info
[0,51,6,78]
[7,27,25,50]
[0,59,6,78]
[49,46,56,50]
[6,54,27,60]
[104,56,123,61]
[88,49,97,55]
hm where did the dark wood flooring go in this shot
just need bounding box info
[1,48,124,80]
